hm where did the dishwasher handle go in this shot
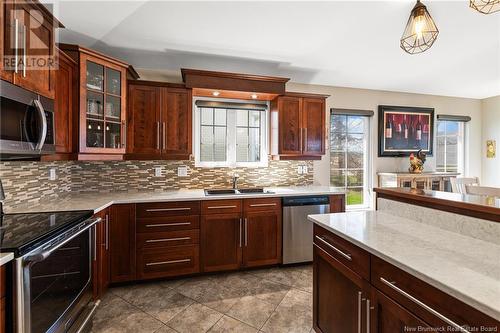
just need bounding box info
[282,196,330,207]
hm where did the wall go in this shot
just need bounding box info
[481,95,500,187]
[286,83,483,192]
[0,158,313,210]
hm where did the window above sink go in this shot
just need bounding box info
[194,98,269,168]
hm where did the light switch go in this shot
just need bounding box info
[178,165,188,177]
[154,167,163,177]
[303,165,308,173]
[49,168,56,180]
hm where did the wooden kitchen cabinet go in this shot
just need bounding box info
[313,244,370,333]
[0,265,5,333]
[1,0,61,98]
[242,198,282,267]
[92,208,110,299]
[59,44,131,160]
[201,212,242,272]
[370,288,431,333]
[135,201,200,280]
[109,204,136,283]
[313,222,500,333]
[127,81,192,160]
[42,48,78,161]
[271,92,327,160]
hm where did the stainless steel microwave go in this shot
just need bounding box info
[0,80,55,159]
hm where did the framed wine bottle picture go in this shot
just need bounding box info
[378,105,434,157]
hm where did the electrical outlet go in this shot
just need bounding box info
[297,166,303,174]
[154,167,163,177]
[48,168,56,180]
[178,165,188,177]
[302,165,308,174]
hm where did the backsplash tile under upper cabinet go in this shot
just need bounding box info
[0,158,313,210]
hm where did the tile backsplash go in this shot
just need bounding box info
[0,158,313,210]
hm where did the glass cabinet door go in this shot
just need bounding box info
[84,59,124,151]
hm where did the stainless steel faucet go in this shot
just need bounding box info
[232,174,239,189]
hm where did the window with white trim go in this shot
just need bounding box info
[195,102,268,167]
[330,114,371,208]
[436,120,465,174]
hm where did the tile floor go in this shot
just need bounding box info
[91,265,313,333]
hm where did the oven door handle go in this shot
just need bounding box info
[24,217,101,263]
[33,99,47,151]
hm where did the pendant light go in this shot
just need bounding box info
[400,0,439,54]
[470,0,500,14]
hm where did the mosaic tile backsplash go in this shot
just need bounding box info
[0,158,313,209]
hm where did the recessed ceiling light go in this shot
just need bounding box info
[251,94,258,99]
[212,91,220,96]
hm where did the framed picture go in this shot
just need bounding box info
[486,140,496,158]
[378,105,434,157]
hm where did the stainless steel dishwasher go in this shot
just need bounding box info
[282,196,330,264]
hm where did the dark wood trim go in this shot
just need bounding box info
[181,68,288,94]
[33,0,65,27]
[127,66,140,80]
[285,92,330,99]
[127,79,186,89]
[181,68,290,84]
[59,43,131,68]
[272,155,322,161]
[374,188,500,223]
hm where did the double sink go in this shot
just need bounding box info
[204,188,273,196]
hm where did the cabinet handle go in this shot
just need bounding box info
[379,278,470,333]
[366,299,373,333]
[105,214,109,250]
[146,259,190,266]
[303,128,308,151]
[239,218,242,248]
[92,225,97,261]
[207,205,237,209]
[121,121,126,148]
[162,122,166,150]
[249,203,276,207]
[357,291,362,333]
[22,24,26,77]
[156,122,160,149]
[14,19,19,73]
[314,235,352,261]
[244,218,248,246]
[146,207,191,212]
[145,222,191,227]
[146,237,190,243]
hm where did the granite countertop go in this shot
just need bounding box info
[6,186,344,214]
[0,252,14,266]
[308,210,500,321]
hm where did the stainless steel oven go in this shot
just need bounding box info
[0,80,55,159]
[14,217,101,333]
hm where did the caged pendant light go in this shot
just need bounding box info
[469,0,500,14]
[400,0,439,54]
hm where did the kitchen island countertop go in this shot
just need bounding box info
[308,210,500,321]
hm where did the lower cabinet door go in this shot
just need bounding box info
[313,244,368,333]
[371,289,431,333]
[137,245,199,280]
[110,204,136,283]
[243,210,281,267]
[201,213,242,272]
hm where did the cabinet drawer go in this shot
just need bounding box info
[137,245,199,280]
[371,255,499,330]
[137,201,200,217]
[137,215,199,233]
[137,230,199,249]
[201,200,242,214]
[313,224,370,280]
[243,198,281,212]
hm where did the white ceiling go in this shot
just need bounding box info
[46,0,500,99]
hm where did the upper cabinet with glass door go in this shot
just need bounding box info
[60,44,135,159]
